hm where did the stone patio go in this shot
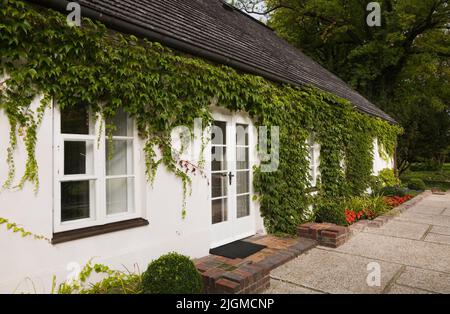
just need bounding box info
[265,191,450,294]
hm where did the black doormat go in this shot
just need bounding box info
[209,240,266,259]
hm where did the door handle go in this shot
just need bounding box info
[228,172,235,185]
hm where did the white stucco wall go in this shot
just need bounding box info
[373,138,395,175]
[0,99,264,293]
[0,95,394,293]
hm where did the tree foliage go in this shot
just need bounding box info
[234,0,450,171]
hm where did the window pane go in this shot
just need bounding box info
[61,180,93,222]
[237,171,249,194]
[211,146,227,171]
[106,140,133,176]
[61,106,91,135]
[237,195,250,218]
[211,173,227,198]
[212,198,227,224]
[236,124,249,146]
[236,147,249,170]
[108,109,132,137]
[106,177,134,215]
[64,141,94,175]
[212,121,226,145]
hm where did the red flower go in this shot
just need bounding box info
[384,194,413,207]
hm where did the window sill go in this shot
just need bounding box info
[52,218,149,244]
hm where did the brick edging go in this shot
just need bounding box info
[298,191,432,247]
[297,223,350,248]
[195,238,317,294]
[359,190,431,229]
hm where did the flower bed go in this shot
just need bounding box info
[344,208,375,225]
[343,194,414,225]
[384,195,413,208]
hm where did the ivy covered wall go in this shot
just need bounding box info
[0,0,402,235]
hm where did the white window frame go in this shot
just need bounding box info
[235,123,251,219]
[308,135,320,188]
[53,105,142,233]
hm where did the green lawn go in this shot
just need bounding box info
[401,163,450,191]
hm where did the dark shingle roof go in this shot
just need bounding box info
[42,0,395,123]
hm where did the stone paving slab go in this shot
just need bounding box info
[430,225,450,236]
[387,284,431,294]
[396,267,450,294]
[424,233,450,245]
[334,233,450,273]
[264,192,450,294]
[263,279,323,294]
[407,205,444,215]
[363,220,429,240]
[394,212,450,228]
[271,249,402,294]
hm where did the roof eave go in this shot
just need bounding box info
[29,0,397,124]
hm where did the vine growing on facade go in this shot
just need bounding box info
[0,0,402,235]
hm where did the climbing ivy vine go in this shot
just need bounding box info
[0,0,402,236]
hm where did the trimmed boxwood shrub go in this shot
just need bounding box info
[408,179,427,191]
[142,252,203,294]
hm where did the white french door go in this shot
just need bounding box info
[210,113,255,248]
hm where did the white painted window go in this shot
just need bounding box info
[53,106,140,232]
[235,123,250,219]
[308,135,320,187]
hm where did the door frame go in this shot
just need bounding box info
[209,109,256,248]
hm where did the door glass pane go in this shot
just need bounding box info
[236,124,249,146]
[106,177,134,215]
[61,106,92,135]
[212,121,226,145]
[237,171,249,194]
[107,109,133,137]
[236,147,249,170]
[212,198,227,224]
[211,146,226,171]
[64,141,94,175]
[212,173,227,198]
[237,195,250,218]
[61,180,93,222]
[106,139,133,176]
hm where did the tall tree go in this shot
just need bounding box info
[233,0,450,171]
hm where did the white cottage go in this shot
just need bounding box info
[0,0,395,293]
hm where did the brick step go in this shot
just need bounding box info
[297,223,350,248]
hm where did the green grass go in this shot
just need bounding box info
[401,163,450,191]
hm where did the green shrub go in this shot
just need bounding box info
[409,163,431,171]
[378,168,400,186]
[408,178,427,191]
[369,175,384,195]
[315,195,391,226]
[370,168,400,194]
[314,198,347,226]
[379,186,407,197]
[366,195,390,217]
[55,260,143,294]
[344,195,390,218]
[370,169,400,194]
[142,252,203,294]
